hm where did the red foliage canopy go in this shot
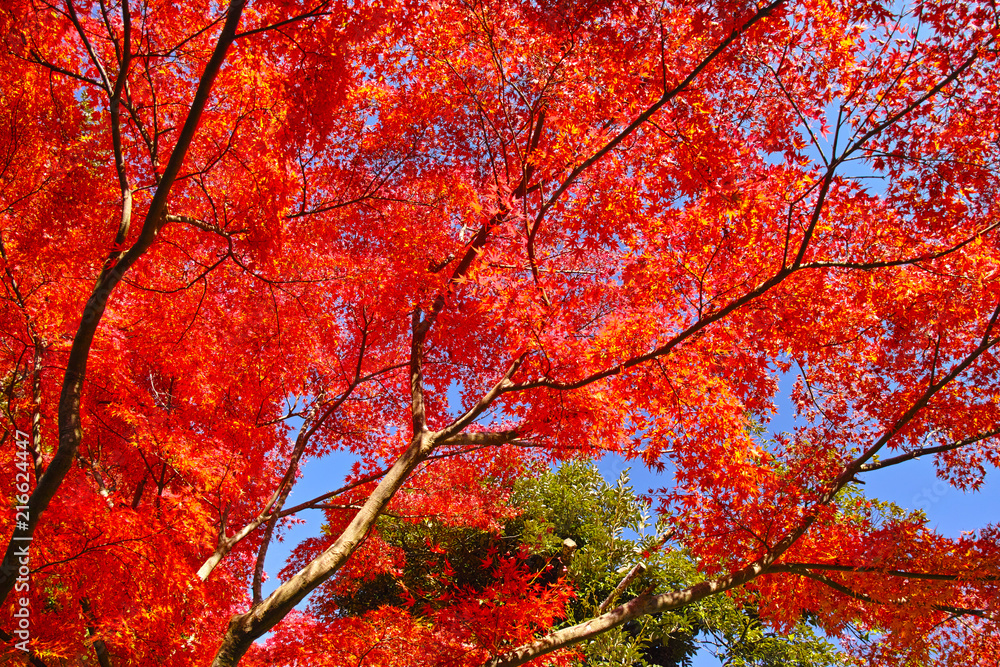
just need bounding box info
[0,0,999,665]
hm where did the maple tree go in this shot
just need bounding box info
[1,0,999,664]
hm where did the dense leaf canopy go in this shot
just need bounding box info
[0,0,999,665]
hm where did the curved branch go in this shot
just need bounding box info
[534,0,786,223]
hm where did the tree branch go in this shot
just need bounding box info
[410,309,428,434]
[785,567,992,619]
[436,354,526,441]
[211,429,437,666]
[772,562,1000,582]
[859,429,1000,473]
[488,301,1000,666]
[81,598,113,667]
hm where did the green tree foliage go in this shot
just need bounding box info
[317,460,848,667]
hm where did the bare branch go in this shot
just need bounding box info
[803,220,1000,272]
[211,427,437,665]
[534,0,786,224]
[164,213,233,236]
[64,0,113,94]
[488,301,1000,666]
